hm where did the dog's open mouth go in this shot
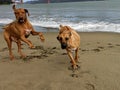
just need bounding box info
[18,18,25,23]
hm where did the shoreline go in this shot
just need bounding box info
[0,30,120,90]
[1,24,120,34]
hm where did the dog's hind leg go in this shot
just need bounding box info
[17,39,26,58]
[4,33,14,60]
[75,48,80,63]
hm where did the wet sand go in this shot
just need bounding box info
[0,31,120,90]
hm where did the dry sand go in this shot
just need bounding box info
[0,31,120,90]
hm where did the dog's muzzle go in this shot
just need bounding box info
[61,43,67,49]
[18,17,25,23]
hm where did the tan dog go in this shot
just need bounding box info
[3,5,45,60]
[57,25,80,69]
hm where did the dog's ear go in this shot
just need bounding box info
[64,26,72,36]
[12,5,16,11]
[59,25,64,34]
[65,26,72,30]
[24,9,30,16]
[60,25,63,28]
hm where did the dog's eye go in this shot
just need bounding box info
[15,12,18,15]
[59,37,62,41]
[57,36,62,41]
[57,36,59,40]
[65,37,69,41]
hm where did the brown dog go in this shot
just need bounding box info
[3,5,45,60]
[57,25,80,69]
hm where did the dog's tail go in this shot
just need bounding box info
[2,24,10,30]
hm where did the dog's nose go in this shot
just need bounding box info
[19,17,23,20]
[61,43,67,49]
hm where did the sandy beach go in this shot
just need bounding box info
[0,30,120,90]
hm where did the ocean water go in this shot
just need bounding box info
[0,0,120,33]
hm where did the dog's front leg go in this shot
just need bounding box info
[38,32,45,42]
[75,48,80,63]
[67,50,77,69]
[8,41,14,60]
[31,30,45,42]
[17,40,26,58]
[20,36,35,48]
[4,33,14,60]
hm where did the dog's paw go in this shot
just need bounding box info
[71,73,79,78]
[68,65,80,71]
[73,65,80,70]
[20,54,26,59]
[10,55,15,60]
[39,33,45,42]
[41,38,45,42]
[30,45,35,49]
[76,59,81,63]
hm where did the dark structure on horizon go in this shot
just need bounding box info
[0,0,11,4]
[0,0,23,4]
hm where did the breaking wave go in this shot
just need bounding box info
[0,18,120,33]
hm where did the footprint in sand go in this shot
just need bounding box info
[92,46,105,52]
[24,46,58,60]
[85,83,95,90]
[97,46,104,49]
[107,43,114,48]
[92,48,101,52]
[116,44,120,46]
[81,49,89,52]
[0,47,8,52]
